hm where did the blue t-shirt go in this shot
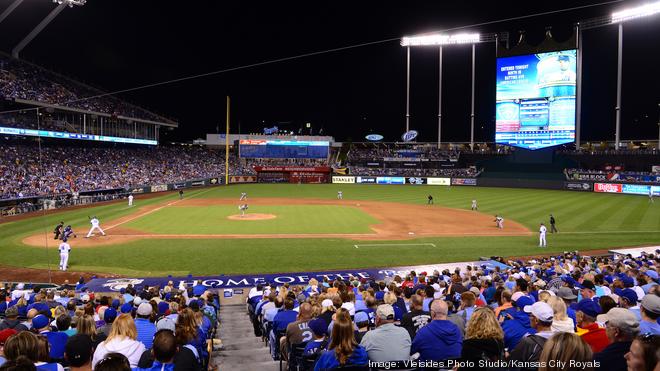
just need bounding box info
[273,310,298,333]
[313,345,368,371]
[304,339,326,355]
[42,331,68,359]
[640,320,660,335]
[135,318,157,349]
[136,361,175,371]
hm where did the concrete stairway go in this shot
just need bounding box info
[213,304,280,371]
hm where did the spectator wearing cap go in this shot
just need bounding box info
[303,318,327,356]
[317,299,336,328]
[0,307,27,332]
[594,308,640,371]
[410,300,462,363]
[575,299,609,353]
[400,295,431,340]
[359,304,411,362]
[641,270,658,293]
[547,297,574,333]
[500,295,535,351]
[280,303,313,362]
[135,303,156,349]
[616,288,641,321]
[579,280,598,301]
[557,287,578,328]
[508,301,556,363]
[65,334,93,371]
[0,329,18,366]
[638,294,660,335]
[32,314,68,360]
[98,308,118,338]
[354,312,370,343]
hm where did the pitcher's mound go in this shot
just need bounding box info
[227,213,277,221]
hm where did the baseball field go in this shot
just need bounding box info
[2,184,660,278]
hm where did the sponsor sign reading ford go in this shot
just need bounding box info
[594,183,622,193]
[427,177,451,186]
[365,134,384,141]
[332,176,356,184]
[401,130,418,142]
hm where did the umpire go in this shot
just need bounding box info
[550,214,558,233]
[53,221,64,240]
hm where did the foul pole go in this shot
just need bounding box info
[225,96,230,186]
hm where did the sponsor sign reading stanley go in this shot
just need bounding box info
[332,176,356,184]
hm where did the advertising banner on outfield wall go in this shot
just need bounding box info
[229,176,257,184]
[427,177,451,186]
[151,184,168,192]
[594,183,622,193]
[564,182,592,191]
[406,177,426,185]
[376,177,405,185]
[451,178,477,186]
[332,176,356,184]
[127,187,149,194]
[355,176,376,184]
[84,260,511,292]
[191,180,206,187]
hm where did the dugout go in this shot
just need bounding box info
[254,166,331,184]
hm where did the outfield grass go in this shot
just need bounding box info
[1,184,659,276]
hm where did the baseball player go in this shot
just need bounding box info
[427,195,434,205]
[128,194,134,206]
[494,215,504,229]
[649,188,654,203]
[179,190,184,200]
[240,192,247,201]
[539,223,548,247]
[85,216,106,238]
[549,214,558,233]
[471,199,478,211]
[337,191,343,200]
[58,238,71,271]
[62,225,77,240]
[53,221,64,240]
[238,204,249,217]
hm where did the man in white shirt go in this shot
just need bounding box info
[128,194,134,206]
[59,239,71,271]
[85,216,106,238]
[539,223,547,247]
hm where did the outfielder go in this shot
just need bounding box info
[240,192,248,201]
[59,238,71,271]
[427,195,434,205]
[85,216,106,238]
[53,221,64,240]
[128,194,134,206]
[539,223,547,247]
[471,199,478,211]
[238,204,249,217]
[337,191,343,200]
[649,188,654,203]
[494,215,504,229]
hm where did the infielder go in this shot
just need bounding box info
[53,221,64,240]
[427,195,433,205]
[471,199,478,211]
[58,238,71,271]
[85,216,106,238]
[240,192,247,201]
[238,204,249,217]
[649,188,654,203]
[128,194,134,206]
[494,215,504,229]
[179,190,184,200]
[539,223,547,247]
[337,191,343,200]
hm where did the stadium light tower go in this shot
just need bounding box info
[401,33,481,149]
[609,1,660,150]
[10,0,86,59]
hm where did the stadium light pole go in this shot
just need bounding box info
[401,33,480,146]
[575,23,583,150]
[0,0,24,25]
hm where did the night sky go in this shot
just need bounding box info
[0,0,659,143]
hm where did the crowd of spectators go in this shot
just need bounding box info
[347,144,460,162]
[565,169,660,183]
[348,166,480,178]
[248,250,660,371]
[0,55,172,123]
[0,280,219,371]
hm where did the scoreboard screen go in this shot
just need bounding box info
[239,139,329,159]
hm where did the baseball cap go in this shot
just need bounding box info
[538,290,556,297]
[602,308,640,329]
[137,303,152,316]
[511,292,525,303]
[111,299,120,309]
[32,314,50,330]
[321,299,334,308]
[120,303,133,314]
[65,334,93,367]
[644,270,659,281]
[577,280,596,291]
[515,296,534,309]
[158,301,170,315]
[156,317,176,333]
[0,329,17,345]
[575,299,601,318]
[81,294,90,303]
[308,318,327,337]
[104,307,118,323]
[354,311,369,325]
[640,294,660,315]
[557,287,577,300]
[614,288,638,304]
[618,276,634,287]
[341,302,355,316]
[534,280,547,288]
[4,306,18,317]
[376,304,395,320]
[375,291,385,301]
[469,287,481,297]
[133,297,143,306]
[523,301,554,322]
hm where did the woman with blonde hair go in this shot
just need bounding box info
[91,314,145,368]
[76,314,105,346]
[460,307,505,364]
[539,332,593,371]
[547,296,574,333]
[314,308,368,370]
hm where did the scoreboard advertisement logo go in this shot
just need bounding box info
[594,183,622,193]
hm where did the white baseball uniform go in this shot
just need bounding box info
[86,218,106,237]
[649,189,654,203]
[59,242,71,271]
[471,200,478,210]
[240,192,247,201]
[239,204,248,216]
[337,191,343,200]
[496,217,503,229]
[128,194,134,206]
[539,225,547,247]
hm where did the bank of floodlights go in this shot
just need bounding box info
[53,0,86,7]
[400,33,480,46]
[611,1,660,23]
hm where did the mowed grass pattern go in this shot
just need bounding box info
[0,184,659,276]
[125,205,378,234]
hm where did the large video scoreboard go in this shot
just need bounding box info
[239,139,329,159]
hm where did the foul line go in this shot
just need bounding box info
[557,230,660,235]
[105,188,216,231]
[354,243,437,249]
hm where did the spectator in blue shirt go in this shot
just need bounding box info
[135,303,157,349]
[411,300,462,362]
[273,298,298,334]
[33,314,68,360]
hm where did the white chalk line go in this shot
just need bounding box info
[354,243,437,249]
[557,230,660,235]
[105,187,216,231]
